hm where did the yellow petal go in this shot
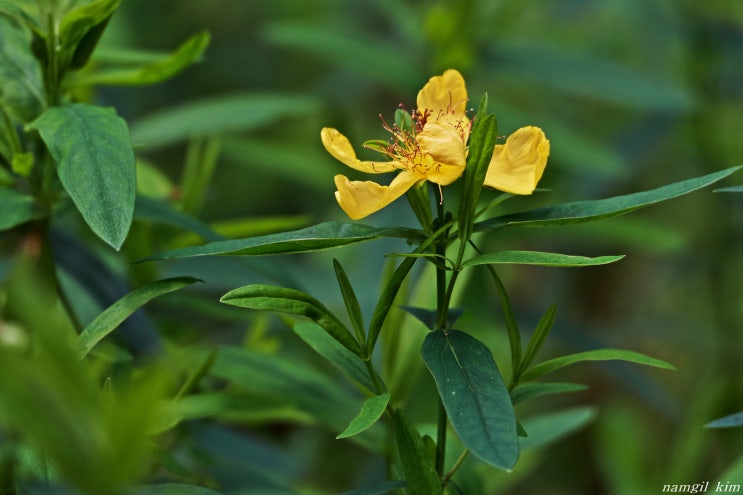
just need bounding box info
[416,121,467,168]
[484,126,550,195]
[416,69,468,122]
[321,127,397,174]
[334,171,421,220]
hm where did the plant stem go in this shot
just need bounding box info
[443,448,470,485]
[433,195,448,476]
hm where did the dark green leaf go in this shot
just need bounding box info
[220,285,362,356]
[58,0,121,56]
[463,251,624,268]
[133,484,224,495]
[292,322,380,393]
[519,407,596,450]
[140,222,417,261]
[76,277,200,358]
[399,306,465,330]
[337,393,390,439]
[519,348,676,383]
[0,15,45,121]
[476,166,743,231]
[421,330,519,470]
[333,259,365,342]
[134,195,221,241]
[0,187,43,230]
[510,382,587,406]
[393,409,442,495]
[705,411,743,429]
[459,95,496,241]
[518,304,558,376]
[130,93,321,148]
[28,103,136,249]
[73,31,209,86]
[480,260,521,380]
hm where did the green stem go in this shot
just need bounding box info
[443,448,470,485]
[433,196,448,476]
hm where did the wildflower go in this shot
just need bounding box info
[321,69,549,220]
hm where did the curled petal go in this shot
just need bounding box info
[416,121,467,170]
[321,127,397,174]
[416,69,468,122]
[334,171,422,220]
[484,126,550,195]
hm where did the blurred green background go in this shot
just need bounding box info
[80,0,743,493]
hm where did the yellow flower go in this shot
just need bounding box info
[321,69,549,220]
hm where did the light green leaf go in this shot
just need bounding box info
[463,251,624,268]
[519,348,676,383]
[476,166,742,231]
[73,31,210,86]
[421,330,519,470]
[393,409,442,495]
[519,407,596,450]
[130,93,321,148]
[715,186,743,193]
[220,285,362,357]
[28,104,136,249]
[337,393,390,439]
[0,15,45,121]
[76,277,200,358]
[705,411,743,429]
[293,322,380,393]
[58,0,120,57]
[140,222,417,261]
[510,382,587,406]
[133,484,224,495]
[169,392,311,426]
[340,480,407,495]
[0,187,43,230]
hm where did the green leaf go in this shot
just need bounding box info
[28,104,136,249]
[519,348,676,383]
[140,222,416,261]
[705,411,743,429]
[510,382,587,406]
[133,484,224,495]
[337,393,390,439]
[130,93,321,148]
[519,407,596,450]
[518,304,558,376]
[333,259,365,342]
[76,277,200,358]
[170,391,311,426]
[220,285,363,357]
[393,409,442,495]
[0,15,45,121]
[463,251,624,268]
[715,186,743,193]
[399,306,465,331]
[476,166,743,231]
[0,187,43,230]
[292,322,380,393]
[459,95,496,241]
[421,330,519,470]
[73,31,210,86]
[134,195,221,242]
[58,0,121,57]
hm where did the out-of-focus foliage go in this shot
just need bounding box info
[1,0,742,493]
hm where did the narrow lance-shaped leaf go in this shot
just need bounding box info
[133,484,225,495]
[510,382,587,406]
[476,166,742,231]
[139,222,419,261]
[464,251,624,268]
[28,104,137,250]
[459,94,496,241]
[220,285,363,357]
[518,348,676,383]
[704,411,743,429]
[73,31,211,86]
[76,277,200,358]
[422,330,519,470]
[393,409,442,495]
[333,259,365,342]
[337,393,390,439]
[293,322,381,393]
[518,304,557,376]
